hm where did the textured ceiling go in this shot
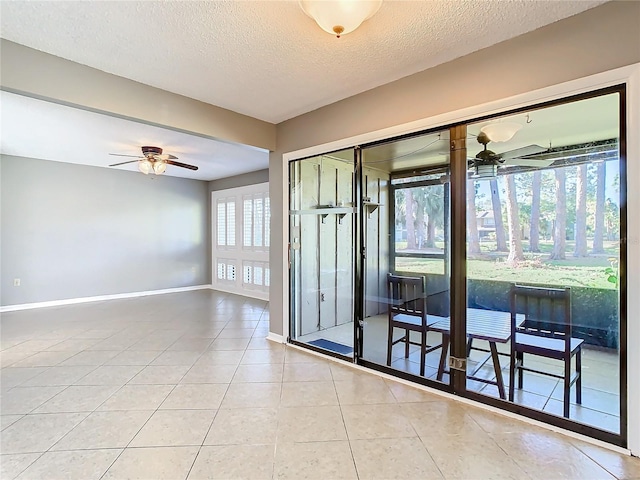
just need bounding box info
[0,91,269,181]
[0,0,606,124]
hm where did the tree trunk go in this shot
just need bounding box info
[592,162,606,253]
[529,171,542,252]
[550,168,567,260]
[504,175,525,264]
[574,164,589,257]
[405,189,416,250]
[489,179,507,252]
[426,218,436,249]
[415,201,426,249]
[467,180,481,256]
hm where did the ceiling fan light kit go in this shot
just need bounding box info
[480,122,522,143]
[108,145,198,175]
[299,0,382,37]
[473,163,499,179]
[468,126,550,179]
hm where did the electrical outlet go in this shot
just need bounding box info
[13,278,21,287]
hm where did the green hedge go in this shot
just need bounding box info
[424,275,619,349]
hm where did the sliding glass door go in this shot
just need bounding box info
[461,90,625,440]
[287,86,626,446]
[357,130,453,388]
[288,149,356,358]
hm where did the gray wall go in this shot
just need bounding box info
[268,1,640,335]
[208,169,268,192]
[1,40,276,151]
[1,155,210,306]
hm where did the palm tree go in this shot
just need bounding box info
[412,186,444,248]
[415,194,427,249]
[504,174,525,264]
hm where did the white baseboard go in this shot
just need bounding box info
[209,284,269,302]
[266,332,284,344]
[0,285,213,313]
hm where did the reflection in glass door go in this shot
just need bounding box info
[289,150,356,358]
[460,91,624,437]
[358,130,452,386]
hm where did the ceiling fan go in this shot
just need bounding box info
[468,132,549,179]
[109,146,198,175]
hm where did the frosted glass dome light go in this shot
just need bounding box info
[138,159,152,175]
[153,161,167,175]
[480,122,522,143]
[299,0,383,38]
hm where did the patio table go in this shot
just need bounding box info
[429,308,524,399]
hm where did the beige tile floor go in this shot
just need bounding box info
[299,314,622,433]
[1,290,638,480]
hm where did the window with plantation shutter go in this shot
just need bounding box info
[242,193,270,251]
[216,198,236,248]
[212,183,270,300]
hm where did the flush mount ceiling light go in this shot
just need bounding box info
[299,0,383,38]
[480,122,522,143]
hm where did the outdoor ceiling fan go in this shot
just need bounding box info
[109,146,198,175]
[468,131,549,179]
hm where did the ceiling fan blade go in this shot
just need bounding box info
[155,154,179,161]
[165,159,198,171]
[499,144,547,160]
[504,158,555,168]
[498,144,552,167]
[109,153,142,158]
[109,160,140,167]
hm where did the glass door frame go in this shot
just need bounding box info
[453,84,628,448]
[287,84,629,449]
[354,131,459,394]
[287,150,359,362]
[353,84,628,447]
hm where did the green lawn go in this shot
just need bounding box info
[394,240,619,290]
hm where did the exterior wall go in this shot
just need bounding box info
[1,155,210,306]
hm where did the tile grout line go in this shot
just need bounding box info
[50,314,212,480]
[46,344,183,479]
[572,443,629,480]
[97,301,264,479]
[175,312,251,480]
[333,365,362,480]
[182,355,242,480]
[475,412,536,480]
